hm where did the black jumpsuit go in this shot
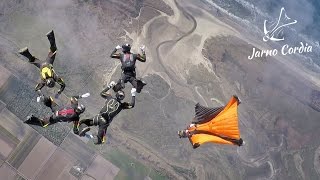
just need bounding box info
[25,96,82,134]
[19,30,65,94]
[110,48,146,93]
[79,86,135,144]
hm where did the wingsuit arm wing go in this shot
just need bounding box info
[193,103,224,124]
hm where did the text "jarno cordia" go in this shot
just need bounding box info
[248,42,312,60]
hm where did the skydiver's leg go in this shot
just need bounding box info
[45,51,56,65]
[127,70,146,93]
[25,115,54,127]
[18,47,41,68]
[96,119,109,144]
[129,77,138,89]
[80,118,94,127]
[78,114,109,144]
[129,76,146,93]
[46,30,57,53]
[88,114,109,144]
[46,30,57,64]
[78,117,94,137]
[42,96,59,112]
[113,73,126,92]
[113,79,123,92]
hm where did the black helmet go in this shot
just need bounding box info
[76,104,85,114]
[116,90,125,101]
[122,44,131,53]
[46,78,55,88]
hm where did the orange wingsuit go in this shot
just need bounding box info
[179,96,244,149]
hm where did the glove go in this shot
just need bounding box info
[115,45,121,50]
[131,88,136,97]
[140,45,145,52]
[36,95,43,103]
[81,93,90,98]
[108,81,116,88]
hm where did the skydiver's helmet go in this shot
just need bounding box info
[178,130,188,138]
[46,78,55,88]
[116,90,125,101]
[75,104,85,114]
[122,44,131,53]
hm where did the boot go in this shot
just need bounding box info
[46,30,57,52]
[93,135,103,145]
[193,143,200,149]
[19,47,36,62]
[136,79,146,93]
[25,115,45,127]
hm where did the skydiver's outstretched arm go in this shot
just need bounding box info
[122,88,136,109]
[55,75,65,94]
[70,96,79,109]
[42,96,59,112]
[136,45,146,62]
[100,87,112,99]
[100,81,116,99]
[122,96,135,109]
[70,93,90,108]
[136,53,146,62]
[110,48,121,59]
[35,80,45,92]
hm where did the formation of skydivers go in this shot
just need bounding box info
[21,30,244,148]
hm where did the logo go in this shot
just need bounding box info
[263,7,297,42]
[102,99,120,116]
[248,7,313,60]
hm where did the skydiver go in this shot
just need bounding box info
[178,95,244,149]
[18,30,65,97]
[78,81,136,144]
[110,43,147,93]
[24,92,90,135]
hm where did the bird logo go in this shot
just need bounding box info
[263,7,297,42]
